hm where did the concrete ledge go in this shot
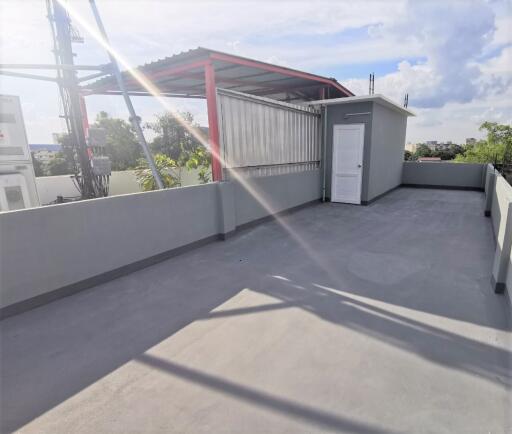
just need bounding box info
[402,162,486,190]
[0,234,221,320]
[401,184,484,192]
[235,199,321,233]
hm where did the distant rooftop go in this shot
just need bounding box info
[84,47,353,102]
[29,144,61,152]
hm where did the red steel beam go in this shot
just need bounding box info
[157,71,298,91]
[209,52,353,96]
[79,95,90,140]
[205,61,222,182]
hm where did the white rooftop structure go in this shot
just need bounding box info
[308,94,416,117]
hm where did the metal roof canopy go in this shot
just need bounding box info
[82,47,354,182]
[83,47,353,101]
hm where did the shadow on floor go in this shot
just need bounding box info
[0,246,246,433]
[236,275,512,388]
[136,353,393,434]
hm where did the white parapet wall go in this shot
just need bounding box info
[0,170,321,317]
[402,162,486,189]
[35,169,206,205]
[489,172,512,303]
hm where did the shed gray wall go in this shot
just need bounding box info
[402,162,486,189]
[367,103,407,201]
[323,102,373,201]
[0,171,321,315]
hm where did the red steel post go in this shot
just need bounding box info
[205,61,222,181]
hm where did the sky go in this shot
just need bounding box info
[0,0,511,145]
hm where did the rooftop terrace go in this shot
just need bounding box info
[1,187,510,433]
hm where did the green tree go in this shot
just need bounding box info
[92,111,141,170]
[456,122,512,164]
[135,154,182,191]
[185,146,211,184]
[414,144,432,159]
[31,152,45,177]
[145,111,211,184]
[54,133,78,175]
[430,144,465,161]
[404,150,413,161]
[146,111,207,161]
[46,152,73,176]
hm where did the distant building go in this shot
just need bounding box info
[435,142,451,151]
[405,143,417,152]
[425,140,438,150]
[423,141,455,151]
[466,138,477,146]
[29,144,61,164]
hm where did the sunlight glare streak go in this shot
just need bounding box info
[57,0,335,279]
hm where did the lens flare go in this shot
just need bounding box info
[57,0,335,279]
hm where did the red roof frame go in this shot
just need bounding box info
[84,47,353,100]
[82,48,354,183]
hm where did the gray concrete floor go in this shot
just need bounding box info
[1,188,511,434]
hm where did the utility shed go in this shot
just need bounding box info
[310,95,415,205]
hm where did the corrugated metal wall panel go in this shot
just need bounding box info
[217,88,321,178]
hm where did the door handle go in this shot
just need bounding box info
[357,164,362,168]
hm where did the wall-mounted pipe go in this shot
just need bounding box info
[322,105,328,202]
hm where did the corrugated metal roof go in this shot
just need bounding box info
[83,47,353,102]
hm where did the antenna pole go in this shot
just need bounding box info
[88,0,164,190]
[47,0,99,198]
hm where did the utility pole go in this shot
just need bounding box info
[47,0,99,198]
[88,0,164,189]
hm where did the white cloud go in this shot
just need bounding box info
[371,0,498,108]
[0,0,510,144]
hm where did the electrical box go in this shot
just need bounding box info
[0,95,40,211]
[91,156,111,176]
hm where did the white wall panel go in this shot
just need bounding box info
[217,89,321,177]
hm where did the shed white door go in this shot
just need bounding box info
[331,124,364,204]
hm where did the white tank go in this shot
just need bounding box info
[0,94,40,211]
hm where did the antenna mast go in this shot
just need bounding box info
[368,73,375,95]
[46,0,109,198]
